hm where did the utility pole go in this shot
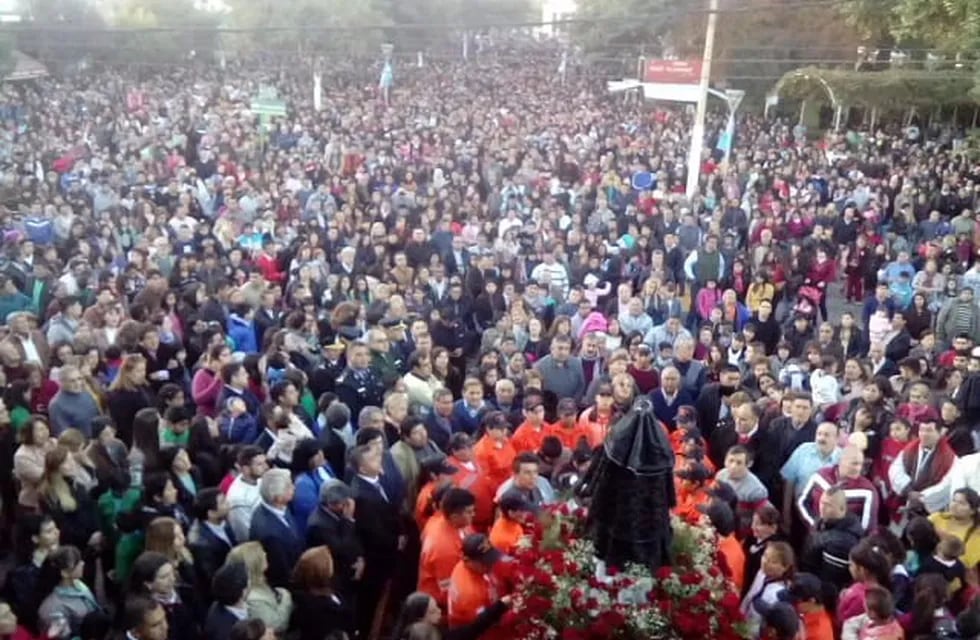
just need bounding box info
[685,0,718,199]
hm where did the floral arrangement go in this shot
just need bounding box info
[503,504,752,640]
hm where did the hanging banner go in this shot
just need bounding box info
[643,59,702,85]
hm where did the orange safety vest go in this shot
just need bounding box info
[448,561,498,628]
[473,436,517,493]
[577,407,613,448]
[718,533,746,593]
[415,481,440,532]
[489,516,524,555]
[510,420,550,454]
[419,515,470,608]
[547,421,591,450]
[448,456,496,531]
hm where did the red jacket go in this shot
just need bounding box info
[256,252,284,284]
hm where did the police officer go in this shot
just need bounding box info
[309,336,347,398]
[367,327,403,389]
[383,318,412,370]
[336,341,386,430]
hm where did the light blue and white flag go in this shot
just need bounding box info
[716,113,735,163]
[379,61,393,89]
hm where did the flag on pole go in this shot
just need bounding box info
[557,52,567,84]
[716,112,735,162]
[379,61,393,90]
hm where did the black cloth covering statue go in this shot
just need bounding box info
[578,397,676,571]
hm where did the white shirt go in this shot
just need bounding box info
[226,476,261,542]
[19,334,41,365]
[949,453,980,503]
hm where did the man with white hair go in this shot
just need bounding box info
[333,246,357,277]
[248,468,302,588]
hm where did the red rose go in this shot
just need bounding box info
[655,566,674,580]
[561,629,587,640]
[605,565,620,577]
[720,591,741,612]
[679,572,702,586]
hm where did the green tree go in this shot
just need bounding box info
[110,0,221,66]
[223,0,392,58]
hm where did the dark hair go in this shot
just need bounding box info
[37,545,83,601]
[120,596,163,634]
[142,471,171,505]
[849,540,892,588]
[2,379,31,411]
[128,551,171,594]
[132,408,162,472]
[441,488,476,517]
[400,417,426,440]
[290,438,324,475]
[864,586,894,621]
[236,445,265,468]
[513,452,541,472]
[904,516,940,556]
[953,487,980,542]
[212,560,249,606]
[14,513,56,563]
[754,503,781,527]
[907,573,949,637]
[229,619,267,640]
[193,487,223,521]
[221,363,245,385]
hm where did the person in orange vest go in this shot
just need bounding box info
[777,573,835,640]
[415,456,461,533]
[473,411,517,493]
[448,533,504,632]
[548,398,590,450]
[698,498,746,594]
[673,462,713,524]
[511,394,550,454]
[578,382,617,448]
[418,487,477,608]
[489,490,536,555]
[446,433,496,532]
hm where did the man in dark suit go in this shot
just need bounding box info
[350,444,404,639]
[444,236,470,278]
[188,488,236,602]
[336,342,386,430]
[767,392,818,470]
[307,481,365,604]
[709,401,779,493]
[695,364,744,443]
[204,561,249,640]
[248,468,304,588]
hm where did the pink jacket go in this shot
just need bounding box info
[191,367,223,418]
[695,288,722,320]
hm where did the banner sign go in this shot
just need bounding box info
[643,59,702,85]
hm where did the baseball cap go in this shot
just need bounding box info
[421,456,458,477]
[462,534,502,565]
[498,489,538,514]
[557,398,578,416]
[777,573,823,604]
[337,325,362,341]
[675,462,712,483]
[676,406,697,426]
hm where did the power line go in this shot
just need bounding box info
[2,0,852,33]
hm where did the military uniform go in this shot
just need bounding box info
[336,366,386,428]
[310,356,346,398]
[371,350,405,389]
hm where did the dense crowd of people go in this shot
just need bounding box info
[0,33,979,640]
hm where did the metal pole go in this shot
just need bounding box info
[685,0,718,199]
[833,104,843,132]
[799,100,806,126]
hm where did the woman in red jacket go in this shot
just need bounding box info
[805,248,837,322]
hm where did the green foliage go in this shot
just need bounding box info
[111,0,221,65]
[837,0,980,50]
[223,0,392,57]
[572,0,672,58]
[777,66,976,108]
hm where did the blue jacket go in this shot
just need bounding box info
[217,411,260,445]
[292,466,336,537]
[227,314,259,353]
[451,400,487,436]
